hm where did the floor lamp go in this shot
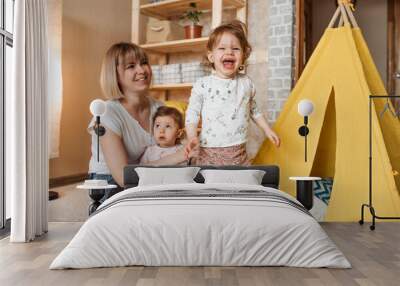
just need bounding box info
[85,99,108,214]
[49,100,107,201]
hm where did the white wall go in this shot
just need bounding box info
[49,0,132,178]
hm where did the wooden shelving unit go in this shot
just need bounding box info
[140,0,246,20]
[150,82,193,91]
[131,0,247,97]
[141,37,209,53]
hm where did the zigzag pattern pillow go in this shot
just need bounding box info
[313,178,333,205]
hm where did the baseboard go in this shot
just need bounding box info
[0,218,11,239]
[50,173,88,189]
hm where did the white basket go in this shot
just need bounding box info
[151,65,162,85]
[161,63,182,84]
[181,62,210,83]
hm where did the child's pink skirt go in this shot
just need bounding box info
[195,143,250,166]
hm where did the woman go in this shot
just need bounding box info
[88,42,193,199]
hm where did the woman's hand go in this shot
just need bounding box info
[265,128,280,147]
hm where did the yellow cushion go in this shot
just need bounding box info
[164,100,188,115]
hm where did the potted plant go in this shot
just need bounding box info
[181,2,203,39]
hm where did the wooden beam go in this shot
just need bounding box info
[212,0,223,29]
[338,15,344,27]
[395,0,400,92]
[387,0,400,98]
[150,83,193,91]
[338,3,349,26]
[131,0,141,44]
[236,0,247,24]
[328,7,341,28]
[388,0,395,95]
[294,0,304,83]
[344,3,358,28]
[141,37,208,53]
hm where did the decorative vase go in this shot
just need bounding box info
[184,24,202,39]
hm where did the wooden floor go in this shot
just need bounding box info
[0,222,399,286]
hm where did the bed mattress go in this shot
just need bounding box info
[50,183,351,269]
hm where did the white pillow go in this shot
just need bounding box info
[135,167,201,186]
[200,169,266,185]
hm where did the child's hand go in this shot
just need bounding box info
[265,128,280,147]
[188,144,200,159]
[184,137,200,159]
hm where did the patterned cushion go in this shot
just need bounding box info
[313,178,333,205]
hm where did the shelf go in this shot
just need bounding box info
[141,37,208,53]
[141,0,246,20]
[150,82,193,91]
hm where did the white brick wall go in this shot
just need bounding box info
[267,0,295,122]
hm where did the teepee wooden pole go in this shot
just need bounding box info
[328,6,341,28]
[339,3,350,25]
[339,15,344,27]
[344,3,359,28]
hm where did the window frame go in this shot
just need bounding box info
[0,0,14,231]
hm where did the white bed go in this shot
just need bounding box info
[50,183,351,269]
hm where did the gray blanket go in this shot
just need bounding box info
[93,189,311,217]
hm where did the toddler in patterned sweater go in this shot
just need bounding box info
[185,20,280,165]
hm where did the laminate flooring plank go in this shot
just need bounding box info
[205,278,221,286]
[186,267,208,286]
[326,269,360,286]
[154,267,196,286]
[1,222,400,286]
[237,275,257,285]
[117,267,143,286]
[84,267,127,286]
[220,268,239,286]
[204,267,221,279]
[303,278,325,286]
[255,267,292,286]
[140,266,159,279]
[136,278,156,286]
[354,278,378,286]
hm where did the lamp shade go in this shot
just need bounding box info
[298,99,314,117]
[90,99,106,116]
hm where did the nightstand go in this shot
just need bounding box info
[289,177,321,210]
[77,184,117,215]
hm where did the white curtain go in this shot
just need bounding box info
[47,0,63,158]
[9,0,49,242]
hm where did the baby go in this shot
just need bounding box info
[185,20,280,165]
[140,106,194,164]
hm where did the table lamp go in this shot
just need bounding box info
[90,99,107,162]
[297,99,314,162]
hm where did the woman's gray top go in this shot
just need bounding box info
[88,97,162,174]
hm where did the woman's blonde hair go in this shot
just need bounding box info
[205,20,252,69]
[100,42,149,99]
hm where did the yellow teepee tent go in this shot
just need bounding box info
[254,1,400,221]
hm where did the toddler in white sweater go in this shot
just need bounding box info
[185,20,280,165]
